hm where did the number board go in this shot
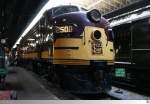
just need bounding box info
[54,26,73,33]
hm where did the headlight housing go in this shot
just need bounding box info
[87,9,101,23]
[91,30,101,40]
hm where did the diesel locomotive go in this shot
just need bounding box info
[15,5,115,93]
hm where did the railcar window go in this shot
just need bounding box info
[114,24,131,60]
[0,48,4,57]
[0,48,3,56]
[0,48,5,68]
[132,23,150,49]
[52,6,79,17]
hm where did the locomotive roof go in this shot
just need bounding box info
[48,5,88,11]
[46,5,88,18]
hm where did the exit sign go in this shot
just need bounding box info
[115,68,126,77]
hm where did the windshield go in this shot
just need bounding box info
[52,6,79,17]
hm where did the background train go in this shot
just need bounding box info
[0,45,8,88]
[111,8,150,93]
[11,5,115,93]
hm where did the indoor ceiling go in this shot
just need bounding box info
[64,0,142,14]
[0,0,48,48]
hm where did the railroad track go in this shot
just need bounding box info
[69,86,150,100]
[29,70,150,100]
[107,86,150,100]
[72,93,117,100]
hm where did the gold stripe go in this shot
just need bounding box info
[53,59,90,65]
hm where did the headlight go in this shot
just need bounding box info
[87,9,101,23]
[91,30,101,40]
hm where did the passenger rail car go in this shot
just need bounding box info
[0,46,8,86]
[111,10,150,93]
[16,5,115,93]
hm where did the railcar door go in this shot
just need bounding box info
[113,23,132,82]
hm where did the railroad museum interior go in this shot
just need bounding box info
[0,0,150,100]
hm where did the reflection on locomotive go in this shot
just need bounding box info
[16,5,115,93]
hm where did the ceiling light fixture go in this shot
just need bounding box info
[27,38,35,41]
[12,0,51,48]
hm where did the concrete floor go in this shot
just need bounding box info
[3,67,59,100]
[3,66,150,100]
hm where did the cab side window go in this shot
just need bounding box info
[132,23,150,49]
